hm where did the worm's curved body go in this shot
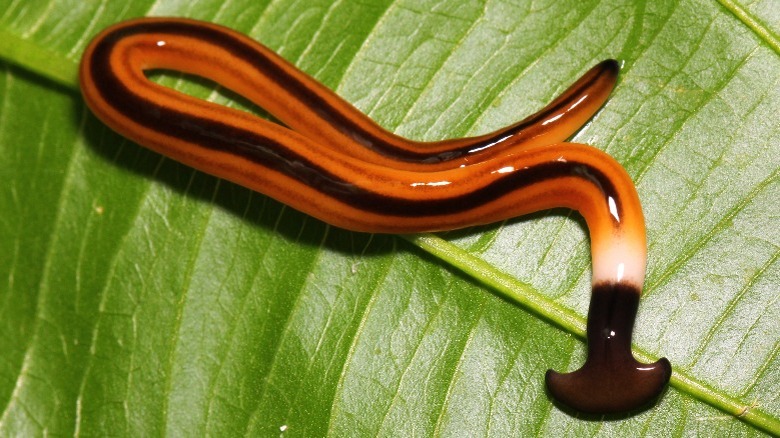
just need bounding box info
[79,17,670,414]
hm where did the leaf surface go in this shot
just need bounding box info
[0,0,778,435]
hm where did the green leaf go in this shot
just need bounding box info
[1,0,778,436]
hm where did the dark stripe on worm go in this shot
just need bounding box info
[89,20,618,163]
[89,32,623,219]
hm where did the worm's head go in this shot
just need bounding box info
[546,283,672,414]
[546,355,671,414]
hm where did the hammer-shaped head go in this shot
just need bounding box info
[546,354,671,414]
[546,283,672,414]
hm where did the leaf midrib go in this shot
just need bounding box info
[716,0,780,55]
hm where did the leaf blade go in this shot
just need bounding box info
[0,0,778,436]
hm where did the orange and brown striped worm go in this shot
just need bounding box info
[79,17,670,414]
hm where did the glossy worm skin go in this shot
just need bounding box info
[79,17,670,414]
